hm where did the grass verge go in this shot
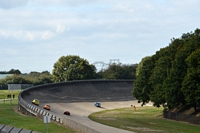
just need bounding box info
[0,91,76,133]
[0,90,21,99]
[89,106,200,133]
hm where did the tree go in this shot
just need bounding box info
[0,75,31,84]
[162,38,185,109]
[98,63,137,79]
[149,57,168,108]
[167,29,200,109]
[132,56,154,106]
[8,69,21,75]
[136,56,150,77]
[0,69,21,74]
[133,28,200,110]
[149,46,175,108]
[23,71,53,85]
[182,49,200,112]
[52,55,96,82]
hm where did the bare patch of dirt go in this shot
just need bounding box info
[96,117,117,120]
[132,112,145,114]
[149,122,158,125]
[13,106,27,116]
[122,126,166,132]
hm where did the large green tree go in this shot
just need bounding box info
[182,48,200,112]
[167,29,200,109]
[133,28,200,110]
[132,56,154,106]
[52,55,96,82]
[135,56,150,77]
[162,38,185,109]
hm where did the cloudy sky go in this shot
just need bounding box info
[0,0,199,73]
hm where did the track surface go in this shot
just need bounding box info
[22,80,141,133]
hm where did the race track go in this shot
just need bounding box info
[21,80,140,133]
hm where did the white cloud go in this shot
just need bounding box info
[25,32,35,41]
[0,0,200,73]
[42,31,55,40]
[56,24,66,33]
[0,30,55,41]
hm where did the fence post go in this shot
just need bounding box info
[8,126,14,133]
[18,128,23,133]
[0,125,5,132]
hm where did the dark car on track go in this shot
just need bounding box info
[94,102,101,107]
[64,111,70,115]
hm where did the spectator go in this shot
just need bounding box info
[133,105,136,111]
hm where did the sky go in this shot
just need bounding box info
[0,0,199,73]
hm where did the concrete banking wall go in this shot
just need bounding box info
[18,79,134,133]
[18,93,100,133]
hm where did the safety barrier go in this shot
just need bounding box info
[18,88,101,133]
[18,79,134,133]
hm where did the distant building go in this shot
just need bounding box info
[8,84,33,91]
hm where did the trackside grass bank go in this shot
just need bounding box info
[0,90,21,99]
[89,106,200,133]
[0,91,76,133]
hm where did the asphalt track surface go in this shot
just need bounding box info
[22,80,142,133]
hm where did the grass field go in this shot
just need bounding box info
[2,90,200,133]
[89,106,200,133]
[0,90,76,133]
[0,90,21,99]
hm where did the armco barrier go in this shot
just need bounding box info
[18,79,134,133]
[18,90,101,133]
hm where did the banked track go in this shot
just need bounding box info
[19,80,137,133]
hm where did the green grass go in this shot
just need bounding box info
[89,106,200,133]
[3,89,199,133]
[0,91,76,133]
[0,90,21,99]
[0,90,20,106]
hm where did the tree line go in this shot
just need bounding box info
[132,28,200,112]
[0,69,21,74]
[0,55,137,85]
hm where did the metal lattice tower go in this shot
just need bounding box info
[93,61,110,71]
[109,59,120,65]
[93,59,120,71]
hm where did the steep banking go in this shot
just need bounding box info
[19,80,135,133]
[22,80,134,104]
